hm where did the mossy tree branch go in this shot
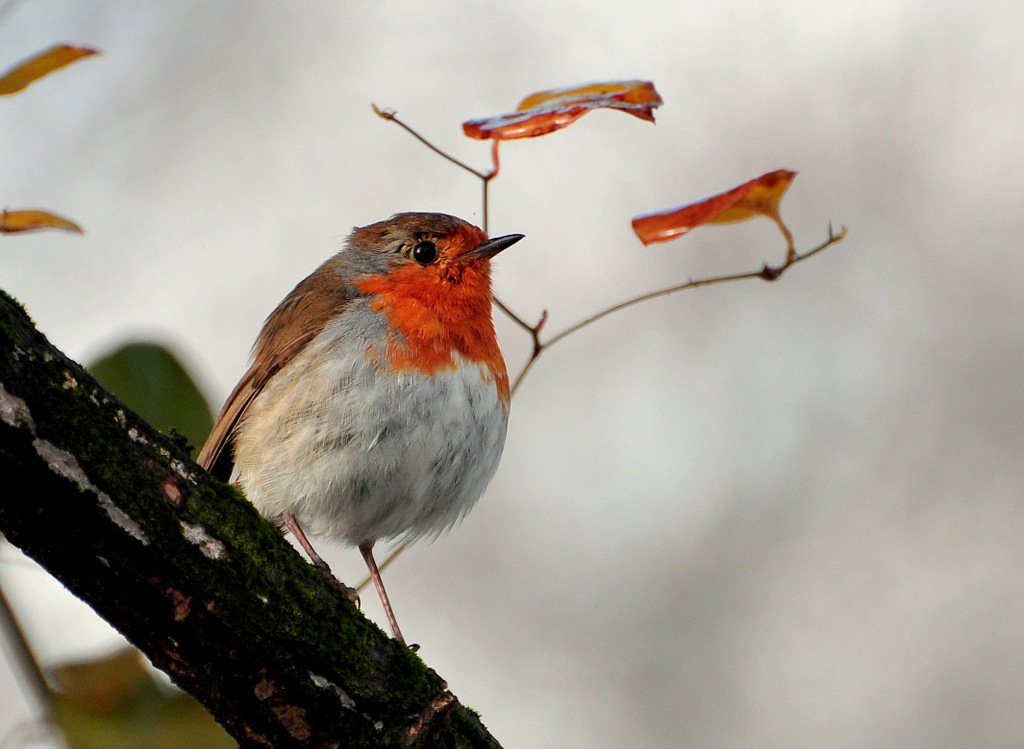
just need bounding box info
[0,289,500,748]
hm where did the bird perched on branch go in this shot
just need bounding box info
[199,212,523,643]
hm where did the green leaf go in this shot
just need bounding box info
[89,342,214,451]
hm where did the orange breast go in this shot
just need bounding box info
[357,261,510,404]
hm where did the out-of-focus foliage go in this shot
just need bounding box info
[52,649,233,749]
[2,43,97,237]
[89,342,214,451]
[0,209,83,234]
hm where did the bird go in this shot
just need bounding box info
[197,212,523,644]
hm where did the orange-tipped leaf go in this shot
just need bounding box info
[0,44,98,96]
[632,169,797,246]
[1,209,83,234]
[464,80,663,140]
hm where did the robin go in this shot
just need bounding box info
[198,212,523,644]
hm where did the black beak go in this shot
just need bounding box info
[467,233,524,259]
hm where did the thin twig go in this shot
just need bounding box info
[509,224,847,396]
[0,579,54,716]
[490,140,501,179]
[492,297,537,335]
[483,141,503,232]
[773,214,797,262]
[482,179,489,234]
[371,104,488,179]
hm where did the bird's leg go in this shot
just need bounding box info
[280,512,359,603]
[359,542,406,644]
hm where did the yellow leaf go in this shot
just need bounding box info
[1,209,83,234]
[0,44,98,96]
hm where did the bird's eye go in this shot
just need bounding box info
[411,240,438,265]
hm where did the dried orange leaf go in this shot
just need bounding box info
[464,80,663,140]
[0,44,99,96]
[631,169,797,246]
[1,209,83,234]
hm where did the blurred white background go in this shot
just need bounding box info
[2,1,1023,746]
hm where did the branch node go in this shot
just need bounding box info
[533,309,548,335]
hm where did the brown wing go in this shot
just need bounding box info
[197,262,355,481]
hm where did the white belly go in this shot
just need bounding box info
[230,334,508,546]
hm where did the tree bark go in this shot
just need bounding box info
[0,289,501,748]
